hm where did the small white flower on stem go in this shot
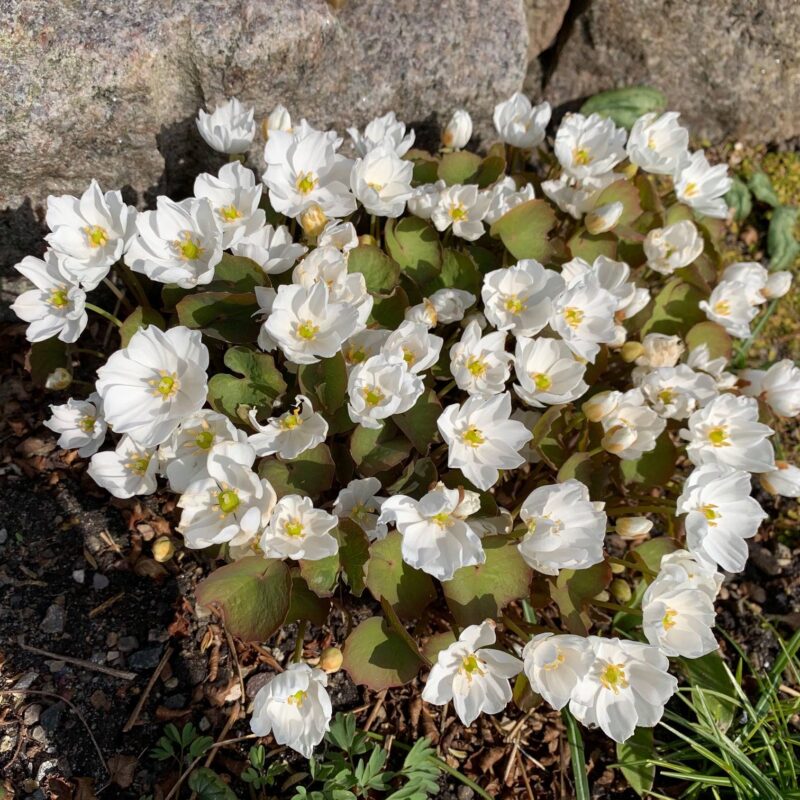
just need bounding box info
[260,494,339,561]
[626,112,690,175]
[87,435,158,499]
[45,394,107,457]
[248,395,328,460]
[493,93,551,149]
[431,184,490,241]
[347,111,415,157]
[231,223,307,275]
[740,359,800,418]
[674,150,732,219]
[513,337,588,408]
[333,477,387,541]
[196,97,256,154]
[554,113,627,180]
[347,354,424,429]
[644,221,704,275]
[523,633,592,710]
[442,109,473,150]
[381,320,443,374]
[350,145,414,218]
[760,461,800,498]
[450,320,512,396]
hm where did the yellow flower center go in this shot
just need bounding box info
[285,519,304,538]
[467,357,487,377]
[346,346,366,365]
[662,608,678,631]
[573,147,592,166]
[431,512,452,527]
[280,410,302,430]
[217,489,240,514]
[367,181,385,193]
[174,231,204,261]
[563,306,584,329]
[84,224,109,248]
[449,203,467,222]
[296,171,318,195]
[532,372,552,391]
[402,348,416,367]
[219,204,242,222]
[707,426,729,447]
[701,504,719,525]
[78,415,96,433]
[126,454,152,475]
[599,662,629,694]
[504,295,525,315]
[362,386,384,407]
[543,650,565,671]
[150,371,179,400]
[683,181,699,198]
[460,653,484,680]
[462,426,485,447]
[49,288,69,309]
[195,430,214,450]
[287,689,307,706]
[296,320,319,341]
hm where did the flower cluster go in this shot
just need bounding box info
[12,92,800,762]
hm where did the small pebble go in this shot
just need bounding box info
[0,528,7,544]
[164,676,179,690]
[106,650,120,662]
[40,703,64,734]
[23,704,42,726]
[128,647,163,670]
[92,573,110,590]
[118,635,139,653]
[40,604,65,634]
[163,694,186,710]
[72,569,85,584]
[31,725,47,743]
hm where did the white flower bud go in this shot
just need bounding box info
[442,109,472,149]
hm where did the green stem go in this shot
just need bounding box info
[437,379,457,398]
[115,263,151,309]
[734,297,779,368]
[293,620,308,663]
[86,302,123,328]
[102,277,134,311]
[562,708,591,800]
[592,598,642,616]
[74,347,108,360]
[608,556,656,578]
[605,504,675,516]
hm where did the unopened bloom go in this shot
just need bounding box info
[264,104,292,138]
[250,663,332,758]
[626,112,690,175]
[615,516,653,539]
[681,394,775,473]
[125,196,223,288]
[523,633,592,710]
[422,620,522,725]
[740,359,800,417]
[45,180,136,289]
[381,320,443,374]
[231,223,307,274]
[760,461,800,497]
[585,201,623,234]
[600,388,666,459]
[379,483,484,580]
[260,494,339,561]
[87,435,158,498]
[350,145,413,217]
[636,333,685,369]
[11,253,87,343]
[318,220,359,254]
[554,113,627,180]
[517,479,606,575]
[721,262,788,306]
[438,392,531,490]
[582,389,621,423]
[640,364,717,420]
[541,171,618,219]
[196,97,256,154]
[513,337,587,407]
[674,150,732,218]
[428,288,476,323]
[431,184,490,241]
[95,325,209,448]
[483,176,536,225]
[569,637,678,743]
[348,111,415,157]
[493,92,551,149]
[450,320,512,396]
[482,260,564,337]
[178,442,277,550]
[347,354,424,429]
[45,394,107,457]
[677,463,766,572]
[333,477,387,540]
[699,280,758,338]
[407,180,445,220]
[248,395,328,460]
[644,221,704,275]
[194,161,265,247]
[442,109,473,149]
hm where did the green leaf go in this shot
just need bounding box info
[119,306,165,347]
[257,443,335,498]
[579,86,666,130]
[685,321,733,360]
[490,199,557,262]
[298,554,340,598]
[393,389,442,454]
[212,253,268,290]
[188,768,238,800]
[347,245,400,294]
[567,228,618,261]
[365,532,437,619]
[28,338,71,388]
[616,728,655,796]
[379,596,429,666]
[286,573,330,626]
[551,562,612,635]
[421,631,457,662]
[767,205,800,270]
[208,346,287,422]
[748,172,781,208]
[350,422,412,478]
[176,291,260,343]
[443,535,533,627]
[387,457,438,498]
[342,616,423,690]
[298,353,348,415]
[437,151,483,186]
[632,536,678,574]
[557,450,602,484]
[620,431,677,489]
[195,557,291,642]
[475,146,507,188]
[726,176,752,222]
[594,179,643,227]
[336,518,371,597]
[641,278,706,337]
[406,149,440,186]
[369,286,410,329]
[426,248,481,295]
[680,651,736,732]
[384,218,442,288]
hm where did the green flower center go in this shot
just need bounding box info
[707,426,729,447]
[195,430,214,450]
[84,224,109,248]
[431,512,452,527]
[701,504,719,524]
[280,411,302,430]
[459,653,485,681]
[296,171,318,195]
[296,320,319,341]
[599,662,628,694]
[219,204,242,222]
[504,295,525,314]
[449,203,467,222]
[573,147,592,166]
[362,386,384,407]
[467,357,487,377]
[49,288,69,309]
[285,519,304,538]
[151,372,179,400]
[662,608,678,631]
[127,455,151,475]
[287,689,308,706]
[402,348,416,367]
[78,416,96,433]
[174,232,204,261]
[532,372,552,391]
[462,426,485,447]
[563,306,584,329]
[217,490,240,514]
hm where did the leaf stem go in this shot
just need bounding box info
[562,708,591,800]
[734,297,779,368]
[605,504,675,516]
[592,598,643,616]
[86,302,123,328]
[115,262,151,308]
[293,620,308,663]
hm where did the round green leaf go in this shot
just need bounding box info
[685,321,732,360]
[176,291,260,343]
[336,518,371,597]
[550,562,612,635]
[632,537,678,574]
[393,388,442,454]
[490,199,557,262]
[211,253,268,290]
[299,554,340,598]
[298,353,348,415]
[286,573,330,626]
[350,422,412,478]
[616,728,656,796]
[347,245,400,294]
[119,306,165,347]
[594,179,643,227]
[567,228,618,261]
[641,278,706,337]
[421,630,457,662]
[384,218,442,288]
[257,443,335,499]
[437,151,482,186]
[579,86,666,130]
[620,431,677,489]
[426,248,481,294]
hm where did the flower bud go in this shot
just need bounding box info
[262,104,292,140]
[45,367,72,391]
[763,270,792,300]
[759,461,800,497]
[582,390,620,423]
[610,578,632,603]
[602,423,637,454]
[357,234,377,247]
[299,203,328,238]
[586,201,623,234]
[616,516,654,539]
[319,646,344,674]
[153,536,175,562]
[442,109,472,150]
[621,341,644,363]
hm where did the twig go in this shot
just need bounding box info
[89,590,126,618]
[224,626,246,705]
[0,688,108,774]
[517,748,535,800]
[123,645,174,732]
[363,689,388,732]
[19,642,136,680]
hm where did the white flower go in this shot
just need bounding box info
[125,196,223,288]
[517,479,606,575]
[569,637,678,743]
[248,395,328,460]
[523,633,592,710]
[551,274,619,362]
[348,111,415,157]
[483,176,536,225]
[763,271,793,300]
[342,328,391,372]
[541,171,619,219]
[264,282,361,365]
[95,325,209,448]
[429,288,476,323]
[600,388,666,459]
[431,184,490,241]
[333,477,387,541]
[740,359,800,417]
[263,124,356,220]
[159,410,246,493]
[554,113,627,180]
[636,333,685,369]
[421,620,522,725]
[260,494,339,561]
[686,343,737,390]
[681,394,775,473]
[658,549,723,598]
[318,220,359,254]
[194,162,265,247]
[350,145,413,218]
[11,253,87,343]
[450,320,512,396]
[699,280,758,338]
[482,260,564,337]
[87,435,158,499]
[513,337,587,407]
[616,516,654,539]
[438,392,531,490]
[196,97,256,154]
[585,201,624,234]
[231,223,307,274]
[626,112,690,175]
[379,483,485,581]
[642,569,717,658]
[582,389,622,423]
[493,93,550,149]
[644,221,704,275]
[721,262,775,306]
[178,442,276,550]
[442,109,472,150]
[640,364,718,420]
[45,180,136,289]
[45,367,73,391]
[674,150,732,218]
[677,463,766,572]
[407,180,446,220]
[760,461,800,498]
[45,394,107,457]
[265,104,292,138]
[250,663,332,758]
[381,320,443,374]
[347,354,424,429]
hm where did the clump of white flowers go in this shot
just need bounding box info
[12,91,798,769]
